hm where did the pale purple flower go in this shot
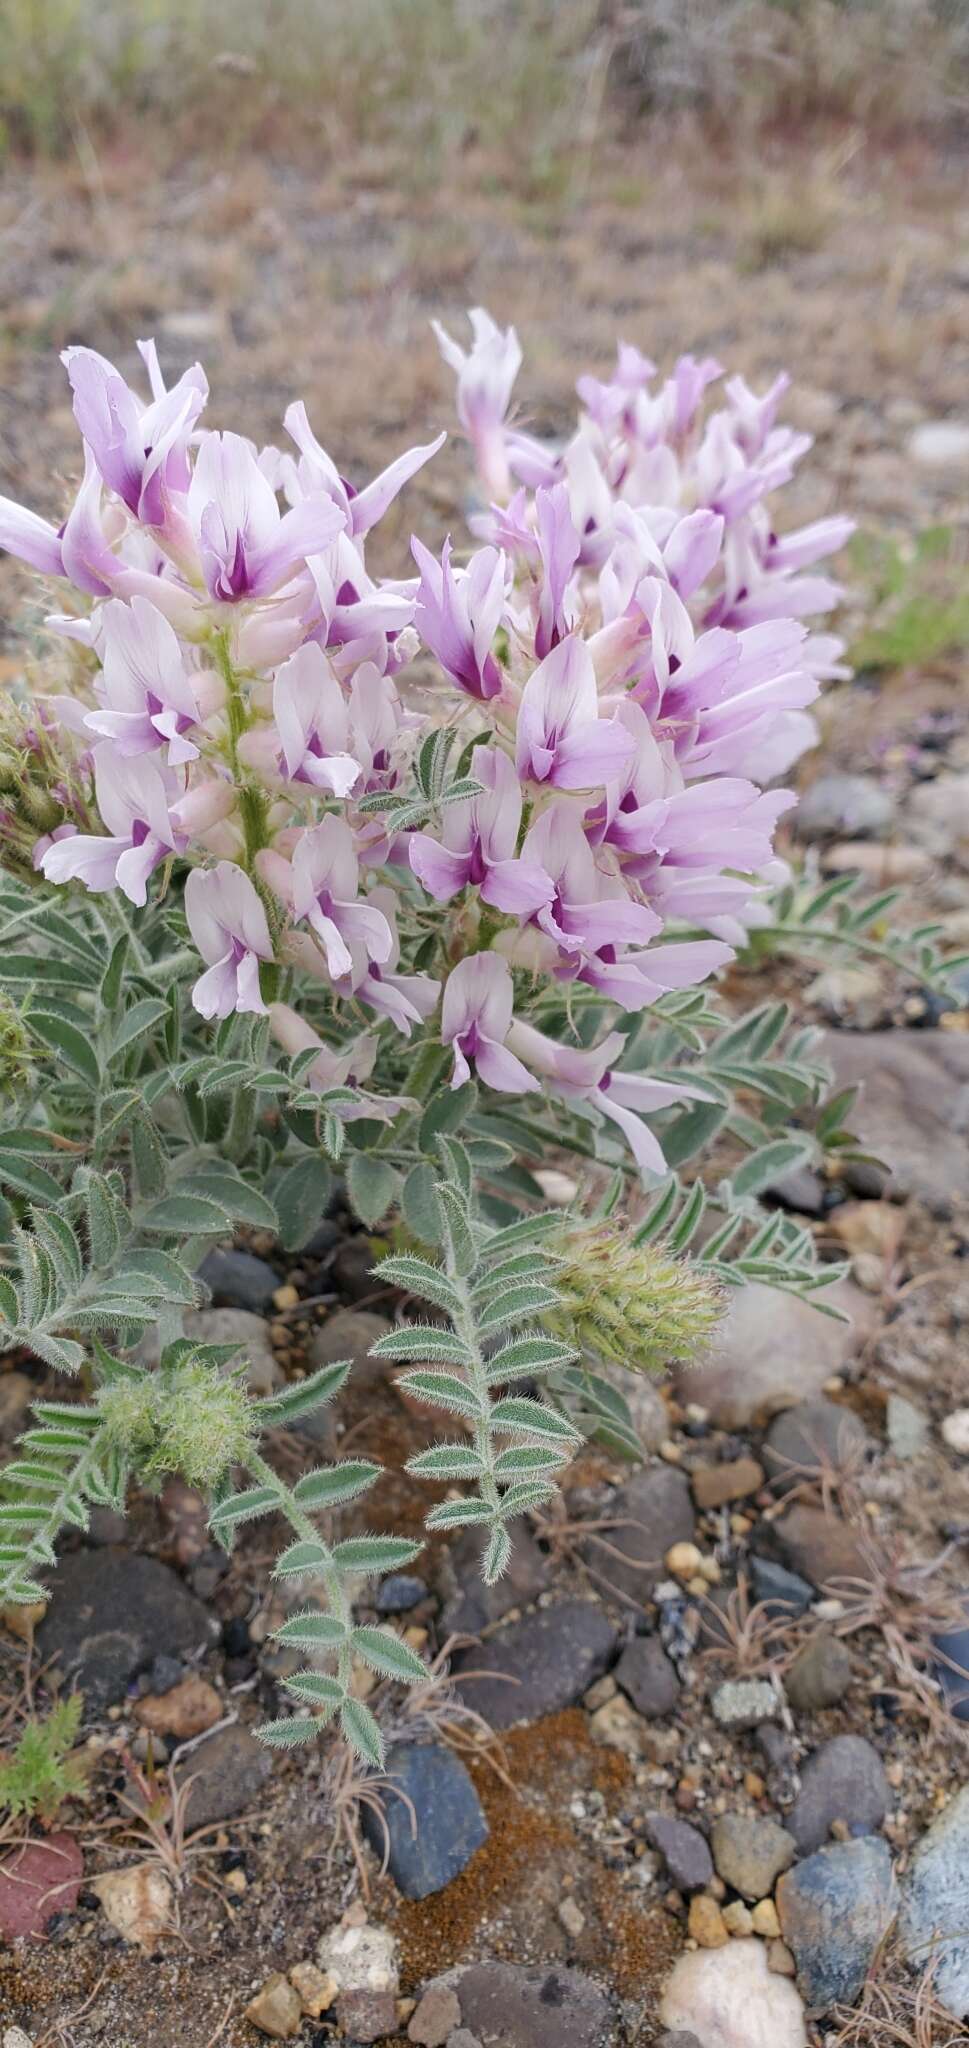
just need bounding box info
[185,860,274,1018]
[307,885,438,1036]
[533,484,580,659]
[188,432,346,603]
[40,745,183,906]
[506,1019,712,1174]
[286,816,393,981]
[576,934,732,1011]
[270,643,360,796]
[412,537,506,701]
[432,308,521,499]
[409,747,553,915]
[515,635,634,790]
[521,800,661,960]
[441,955,540,1094]
[268,1004,408,1121]
[62,342,207,523]
[282,400,445,540]
[84,596,201,764]
[347,662,403,793]
[0,496,65,578]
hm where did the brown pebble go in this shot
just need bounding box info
[691,1457,765,1510]
[688,1894,729,1948]
[289,1963,337,2018]
[722,1899,754,1937]
[767,1939,797,1977]
[751,1898,781,1939]
[273,1284,299,1310]
[744,1771,766,1800]
[134,1675,222,1741]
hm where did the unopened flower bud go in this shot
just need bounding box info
[549,1220,725,1375]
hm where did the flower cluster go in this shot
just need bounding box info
[0,314,851,1177]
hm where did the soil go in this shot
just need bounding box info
[1,107,969,2048]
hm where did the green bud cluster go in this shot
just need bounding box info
[550,1220,725,1375]
[0,990,34,1095]
[99,1353,256,1493]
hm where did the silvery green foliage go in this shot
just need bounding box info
[0,867,962,1760]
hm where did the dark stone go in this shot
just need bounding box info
[763,1399,871,1494]
[439,1522,550,1637]
[756,1723,800,1806]
[360,1742,487,1898]
[451,1600,617,1728]
[331,1235,382,1302]
[642,1811,713,1892]
[614,1637,680,1718]
[787,1734,890,1854]
[85,1507,129,1546]
[0,1833,83,1940]
[36,1549,215,1713]
[820,1030,969,1207]
[795,772,893,841]
[174,1724,272,1832]
[766,1167,827,1217]
[375,1573,428,1615]
[584,1465,694,1604]
[300,1218,341,1260]
[777,1837,895,2007]
[784,1631,853,1713]
[221,1615,251,1658]
[749,1555,814,1619]
[142,1654,184,1696]
[196,1246,279,1311]
[932,1607,969,1722]
[455,1960,615,2048]
[771,1504,870,1591]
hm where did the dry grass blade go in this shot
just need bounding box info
[830,1933,966,2047]
[695,1571,801,1677]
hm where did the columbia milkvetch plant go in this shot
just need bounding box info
[0,312,957,1765]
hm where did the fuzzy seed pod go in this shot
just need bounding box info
[549,1221,725,1375]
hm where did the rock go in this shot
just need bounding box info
[36,1549,215,1712]
[447,2034,482,2048]
[900,1783,969,2016]
[908,420,969,468]
[770,1504,869,1590]
[453,1960,615,2048]
[559,1896,585,1937]
[360,1743,487,1898]
[777,1837,895,2007]
[134,1674,222,1740]
[689,1894,728,1947]
[3,2029,33,2048]
[288,1962,337,2017]
[589,1692,653,1758]
[303,1308,393,1432]
[331,1235,382,1301]
[376,1573,428,1614]
[408,1984,462,2045]
[691,1458,764,1510]
[174,1723,272,1832]
[787,1734,889,1854]
[767,1940,797,1976]
[711,1679,779,1730]
[942,1409,969,1455]
[756,1725,800,1807]
[317,1920,399,2045]
[749,1557,814,1619]
[196,1247,279,1312]
[585,1464,695,1603]
[710,1816,796,1900]
[0,1372,33,1438]
[0,1833,83,1939]
[244,1973,303,2040]
[721,1900,754,1936]
[751,1899,781,1939]
[820,1031,969,1207]
[90,1864,172,1953]
[659,1938,807,2048]
[765,1166,827,1216]
[763,1399,871,1497]
[932,1615,969,1721]
[615,1636,680,1717]
[451,1600,617,1728]
[905,774,969,868]
[667,1542,703,1580]
[886,1394,930,1460]
[643,1812,714,1891]
[783,1632,852,1713]
[657,2036,703,2048]
[439,1521,550,1637]
[673,1280,869,1430]
[179,1304,280,1395]
[795,773,893,842]
[617,1371,669,1454]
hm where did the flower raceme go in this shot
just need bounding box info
[0,316,852,1179]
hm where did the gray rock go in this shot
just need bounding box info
[196,1246,279,1312]
[757,1724,800,1807]
[778,1837,895,2007]
[175,1724,272,1832]
[376,1573,428,1615]
[749,1557,814,1619]
[905,773,969,867]
[36,1549,215,1713]
[439,1521,550,1638]
[299,1308,392,1444]
[711,1678,780,1730]
[900,1783,969,2016]
[673,1279,872,1430]
[766,1167,827,1217]
[584,1464,694,1603]
[614,1371,668,1454]
[360,1743,487,1899]
[451,1600,617,1728]
[784,1632,852,1713]
[181,1304,281,1395]
[908,420,969,469]
[821,1031,969,1208]
[409,1983,462,2046]
[454,1961,615,2048]
[643,1811,714,1892]
[448,2033,484,2048]
[787,1734,889,1854]
[656,2037,703,2048]
[795,773,893,842]
[711,1815,796,1900]
[932,1615,969,1722]
[331,1234,381,1301]
[763,1399,871,1495]
[886,1393,930,1460]
[615,1636,680,1718]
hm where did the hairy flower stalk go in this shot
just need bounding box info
[549,1221,726,1374]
